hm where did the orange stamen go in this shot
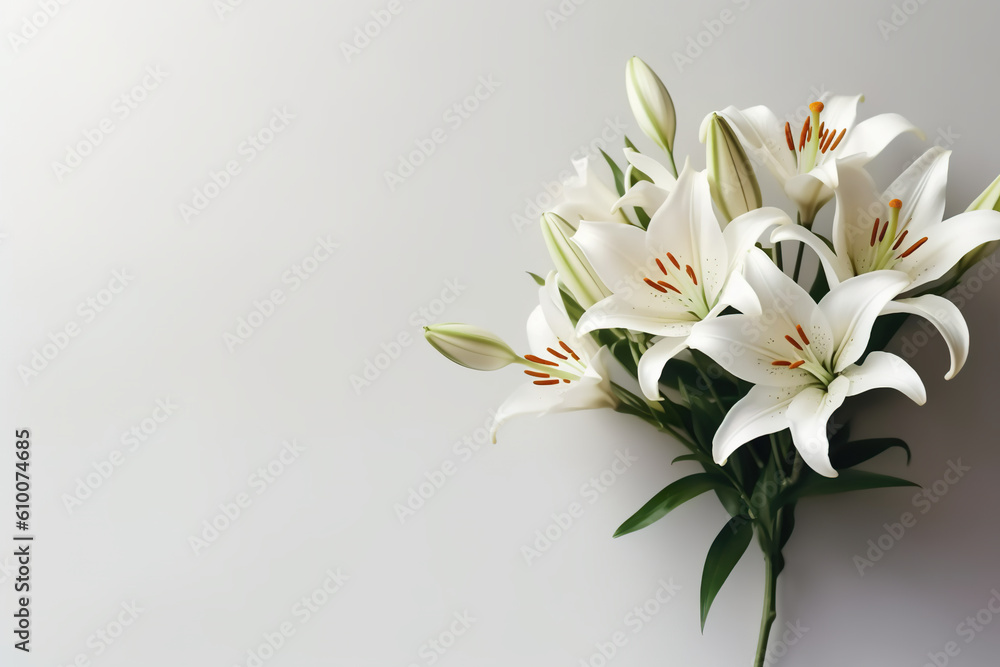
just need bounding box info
[658,281,682,294]
[798,117,810,150]
[892,229,909,250]
[818,121,825,138]
[772,360,791,366]
[686,265,698,285]
[533,379,560,386]
[784,122,795,151]
[559,341,580,360]
[830,128,846,151]
[785,335,803,351]
[525,354,558,367]
[644,278,668,293]
[546,347,568,360]
[898,237,928,259]
[821,128,837,153]
[796,325,810,345]
[788,360,806,369]
[656,258,668,275]
[524,370,550,378]
[870,218,880,246]
[879,219,889,242]
[667,252,680,269]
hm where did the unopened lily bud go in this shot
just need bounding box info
[957,173,1000,275]
[424,324,519,371]
[625,57,676,157]
[704,113,762,223]
[541,212,611,309]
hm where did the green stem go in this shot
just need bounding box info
[769,434,786,485]
[754,554,779,667]
[692,353,726,418]
[775,241,784,272]
[666,150,678,178]
[791,242,806,284]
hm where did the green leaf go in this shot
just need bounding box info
[864,312,909,360]
[526,271,547,286]
[792,469,919,499]
[672,453,701,464]
[701,516,753,631]
[614,473,729,538]
[558,286,585,328]
[808,263,830,302]
[633,206,651,230]
[830,438,912,469]
[599,149,626,198]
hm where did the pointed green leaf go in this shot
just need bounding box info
[599,148,626,198]
[614,473,729,538]
[793,469,919,499]
[701,516,753,631]
[527,271,546,286]
[672,453,701,464]
[830,438,912,469]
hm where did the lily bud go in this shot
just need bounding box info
[424,324,519,371]
[704,113,762,223]
[956,173,1000,275]
[540,212,611,309]
[625,57,676,157]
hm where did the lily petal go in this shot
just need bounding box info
[573,221,650,289]
[722,206,794,267]
[834,112,924,161]
[841,351,926,405]
[638,335,690,400]
[624,148,677,188]
[817,270,910,371]
[686,313,815,387]
[882,295,969,380]
[895,210,1000,291]
[713,383,799,465]
[770,223,853,285]
[613,180,669,215]
[886,146,949,236]
[786,378,849,478]
[576,294,697,336]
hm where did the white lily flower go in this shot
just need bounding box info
[686,250,926,478]
[572,162,793,400]
[551,157,630,228]
[772,147,1000,379]
[704,94,922,223]
[612,148,677,215]
[424,323,520,371]
[491,272,618,442]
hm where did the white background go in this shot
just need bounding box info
[2,0,999,665]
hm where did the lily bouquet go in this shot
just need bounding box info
[425,57,1000,665]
